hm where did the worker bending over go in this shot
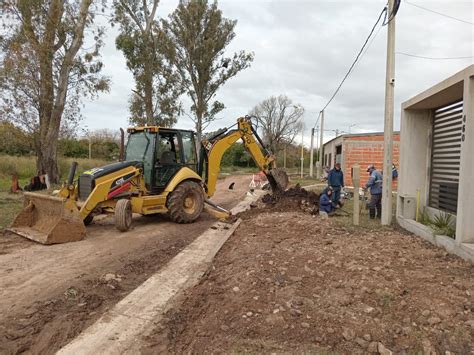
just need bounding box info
[365,164,383,219]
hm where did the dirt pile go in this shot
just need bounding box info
[260,184,319,214]
[142,211,474,354]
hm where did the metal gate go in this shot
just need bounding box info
[429,101,463,213]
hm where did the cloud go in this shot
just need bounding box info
[82,0,473,147]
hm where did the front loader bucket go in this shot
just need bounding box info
[8,192,86,245]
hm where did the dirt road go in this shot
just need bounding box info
[142,205,474,353]
[0,174,251,354]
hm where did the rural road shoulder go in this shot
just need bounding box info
[58,191,263,354]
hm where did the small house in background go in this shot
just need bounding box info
[322,132,400,186]
[397,65,473,262]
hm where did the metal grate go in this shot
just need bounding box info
[78,175,94,201]
[429,101,463,213]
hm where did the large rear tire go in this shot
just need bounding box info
[115,199,132,232]
[167,181,204,224]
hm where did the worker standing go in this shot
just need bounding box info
[365,164,383,219]
[327,163,344,207]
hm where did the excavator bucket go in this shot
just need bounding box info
[8,192,86,245]
[267,168,289,193]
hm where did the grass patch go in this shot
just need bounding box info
[289,176,322,187]
[0,155,110,192]
[220,166,260,174]
[329,194,398,232]
[0,192,23,229]
[0,154,111,228]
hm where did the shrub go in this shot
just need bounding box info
[431,212,456,239]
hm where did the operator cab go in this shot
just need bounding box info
[124,127,198,193]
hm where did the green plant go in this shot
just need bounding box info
[431,212,456,238]
[419,211,433,226]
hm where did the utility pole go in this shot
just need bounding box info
[381,0,396,225]
[283,145,287,169]
[309,128,315,177]
[300,126,304,179]
[318,110,325,178]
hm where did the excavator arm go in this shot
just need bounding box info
[200,116,288,198]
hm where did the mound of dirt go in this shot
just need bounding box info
[259,184,319,214]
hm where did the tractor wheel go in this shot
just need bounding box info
[167,181,204,224]
[83,214,94,226]
[115,199,132,232]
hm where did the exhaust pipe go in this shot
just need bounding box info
[119,127,125,161]
[67,161,78,185]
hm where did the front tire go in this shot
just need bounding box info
[167,181,204,224]
[83,214,94,226]
[115,199,132,232]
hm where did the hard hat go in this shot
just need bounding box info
[366,164,375,172]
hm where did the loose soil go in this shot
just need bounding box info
[142,205,474,353]
[0,175,252,354]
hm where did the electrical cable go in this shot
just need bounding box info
[404,0,473,25]
[396,52,474,60]
[317,5,388,119]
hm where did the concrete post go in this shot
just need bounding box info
[381,0,396,225]
[456,75,474,243]
[309,128,315,177]
[300,128,304,179]
[353,164,360,226]
[318,110,325,178]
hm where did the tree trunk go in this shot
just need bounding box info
[143,59,154,124]
[37,138,59,183]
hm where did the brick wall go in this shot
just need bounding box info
[341,133,400,188]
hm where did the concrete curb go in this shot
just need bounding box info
[58,191,263,354]
[398,216,474,263]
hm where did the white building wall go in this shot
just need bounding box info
[397,65,474,260]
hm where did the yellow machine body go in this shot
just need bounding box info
[9,116,288,244]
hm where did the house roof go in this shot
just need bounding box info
[323,131,400,147]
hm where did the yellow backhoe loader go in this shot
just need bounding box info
[9,116,288,244]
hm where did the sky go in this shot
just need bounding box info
[81,0,473,146]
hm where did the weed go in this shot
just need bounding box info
[419,211,432,226]
[380,293,395,308]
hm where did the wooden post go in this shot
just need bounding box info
[10,174,21,193]
[353,164,360,226]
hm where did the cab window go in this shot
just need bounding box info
[181,131,197,165]
[156,132,181,164]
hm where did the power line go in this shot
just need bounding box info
[405,0,474,25]
[396,52,474,60]
[317,6,388,120]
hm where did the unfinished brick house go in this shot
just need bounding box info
[322,132,400,186]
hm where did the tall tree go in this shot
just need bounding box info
[250,95,304,154]
[160,0,254,147]
[112,0,182,127]
[0,0,109,183]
